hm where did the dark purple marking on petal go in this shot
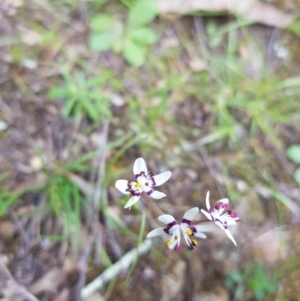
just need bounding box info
[131,192,141,197]
[189,226,197,233]
[181,218,192,225]
[228,210,238,218]
[215,202,223,210]
[163,227,170,234]
[209,208,213,213]
[223,203,229,210]
[167,221,177,228]
[135,171,146,179]
[149,172,154,177]
[175,244,181,252]
[146,189,154,196]
[150,177,156,186]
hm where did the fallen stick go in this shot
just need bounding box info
[158,0,299,33]
[80,239,152,299]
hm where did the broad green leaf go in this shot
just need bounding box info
[128,27,157,45]
[294,167,300,184]
[88,23,123,52]
[89,14,113,32]
[128,0,157,27]
[89,32,116,51]
[123,39,146,66]
[286,144,300,164]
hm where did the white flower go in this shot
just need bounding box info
[115,157,172,209]
[201,191,241,246]
[147,207,213,251]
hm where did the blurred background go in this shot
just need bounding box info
[0,0,300,300]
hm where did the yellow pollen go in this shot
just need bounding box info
[186,229,193,236]
[166,240,171,247]
[135,183,142,188]
[192,239,197,246]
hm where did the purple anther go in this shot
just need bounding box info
[175,244,181,252]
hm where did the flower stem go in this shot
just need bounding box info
[142,192,165,216]
[191,219,213,225]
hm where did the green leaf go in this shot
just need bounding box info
[128,27,157,45]
[62,96,76,117]
[80,99,99,121]
[123,39,146,66]
[88,23,123,52]
[294,167,300,184]
[286,144,300,164]
[89,14,113,32]
[48,87,69,99]
[88,32,117,51]
[128,0,157,27]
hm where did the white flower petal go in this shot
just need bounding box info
[201,209,212,221]
[158,214,176,225]
[206,191,211,211]
[149,190,166,199]
[151,171,172,186]
[193,232,207,239]
[182,207,199,223]
[133,157,147,176]
[226,219,240,225]
[146,227,165,238]
[124,195,140,209]
[224,229,237,246]
[194,224,214,233]
[115,180,130,194]
[168,229,180,250]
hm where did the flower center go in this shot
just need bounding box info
[135,183,142,189]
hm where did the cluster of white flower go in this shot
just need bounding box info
[115,158,241,251]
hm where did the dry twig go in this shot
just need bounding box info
[80,239,152,300]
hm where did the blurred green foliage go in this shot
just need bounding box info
[89,0,158,66]
[226,263,278,300]
[48,68,116,121]
[286,144,300,184]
